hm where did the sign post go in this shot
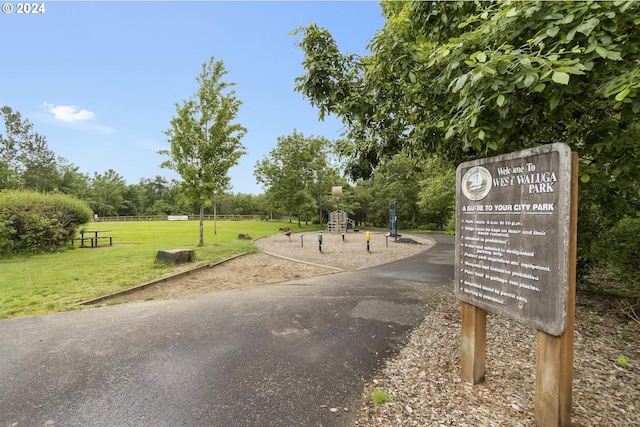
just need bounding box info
[454,143,578,427]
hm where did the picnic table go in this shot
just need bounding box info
[74,230,114,248]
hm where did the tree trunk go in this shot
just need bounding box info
[213,197,217,235]
[198,205,204,246]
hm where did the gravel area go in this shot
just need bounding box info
[252,230,435,271]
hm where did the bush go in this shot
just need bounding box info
[445,216,456,235]
[592,216,640,288]
[0,190,93,254]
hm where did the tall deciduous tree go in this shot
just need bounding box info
[295,1,640,181]
[417,156,456,230]
[0,106,31,184]
[90,169,127,217]
[0,105,63,191]
[161,57,247,246]
[295,0,640,274]
[19,134,60,192]
[254,131,336,226]
[57,160,91,201]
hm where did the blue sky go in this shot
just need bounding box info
[0,1,385,194]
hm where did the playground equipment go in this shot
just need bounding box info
[389,201,399,241]
[365,231,371,252]
[327,210,355,233]
[318,230,323,252]
[327,186,355,233]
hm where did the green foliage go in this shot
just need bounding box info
[346,154,456,230]
[592,216,640,287]
[370,388,391,405]
[619,331,632,342]
[371,155,422,227]
[161,56,247,208]
[294,1,640,287]
[1,106,66,192]
[254,131,338,226]
[296,1,640,179]
[161,56,247,245]
[0,190,92,254]
[417,156,456,230]
[616,356,630,370]
[89,169,127,216]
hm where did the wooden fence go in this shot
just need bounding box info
[96,214,269,222]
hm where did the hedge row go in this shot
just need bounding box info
[0,190,93,254]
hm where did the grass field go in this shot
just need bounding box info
[0,220,321,320]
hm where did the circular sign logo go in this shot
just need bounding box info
[462,166,492,201]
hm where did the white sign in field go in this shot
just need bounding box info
[167,215,189,221]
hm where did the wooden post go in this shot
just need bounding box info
[534,153,578,427]
[461,302,487,384]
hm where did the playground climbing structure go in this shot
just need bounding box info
[327,210,355,233]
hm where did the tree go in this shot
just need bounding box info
[161,57,247,246]
[0,105,64,191]
[231,193,262,216]
[58,160,91,201]
[135,176,184,215]
[254,131,336,226]
[347,180,373,226]
[417,156,456,230]
[0,106,72,193]
[295,1,640,279]
[18,134,61,192]
[90,169,127,217]
[295,2,640,180]
[370,155,423,227]
[0,106,30,187]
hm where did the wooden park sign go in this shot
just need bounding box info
[454,143,578,427]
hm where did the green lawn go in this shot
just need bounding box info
[0,220,320,320]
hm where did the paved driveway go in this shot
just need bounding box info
[0,234,454,427]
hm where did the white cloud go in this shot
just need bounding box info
[43,102,95,123]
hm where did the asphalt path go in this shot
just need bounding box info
[0,234,454,427]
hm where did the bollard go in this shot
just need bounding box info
[300,234,305,248]
[318,231,323,252]
[366,231,371,252]
[342,233,345,242]
[385,234,388,248]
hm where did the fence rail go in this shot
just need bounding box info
[96,214,269,222]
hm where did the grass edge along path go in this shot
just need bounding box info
[0,220,321,320]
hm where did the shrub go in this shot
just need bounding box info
[593,216,640,288]
[0,190,93,254]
